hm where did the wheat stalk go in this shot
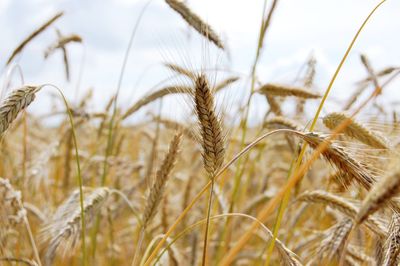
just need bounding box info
[265,94,282,115]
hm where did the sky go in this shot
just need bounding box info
[0,0,399,124]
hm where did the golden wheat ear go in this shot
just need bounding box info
[0,177,26,227]
[257,83,321,99]
[355,169,400,225]
[323,112,389,149]
[382,212,400,266]
[295,131,376,191]
[264,116,301,131]
[142,132,182,227]
[6,12,64,65]
[0,85,40,136]
[297,190,387,238]
[315,218,353,264]
[132,133,182,266]
[40,187,110,265]
[194,74,225,177]
[165,0,224,49]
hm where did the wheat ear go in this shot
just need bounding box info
[122,86,191,120]
[355,170,400,225]
[165,0,224,49]
[315,218,353,263]
[41,187,110,266]
[132,133,181,266]
[142,133,182,226]
[264,116,301,130]
[0,86,40,136]
[257,83,321,99]
[44,33,82,58]
[193,74,225,265]
[297,190,386,238]
[6,12,64,65]
[296,132,376,191]
[164,62,196,80]
[382,213,400,266]
[323,112,389,149]
[194,74,225,177]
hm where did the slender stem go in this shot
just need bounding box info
[263,157,296,265]
[23,211,42,266]
[132,228,145,266]
[91,0,153,259]
[201,178,215,265]
[153,213,278,265]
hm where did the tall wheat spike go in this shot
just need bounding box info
[193,74,225,265]
[194,74,225,176]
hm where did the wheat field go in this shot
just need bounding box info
[1,0,400,265]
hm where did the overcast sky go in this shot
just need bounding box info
[0,0,399,123]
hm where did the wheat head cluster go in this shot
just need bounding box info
[1,0,399,266]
